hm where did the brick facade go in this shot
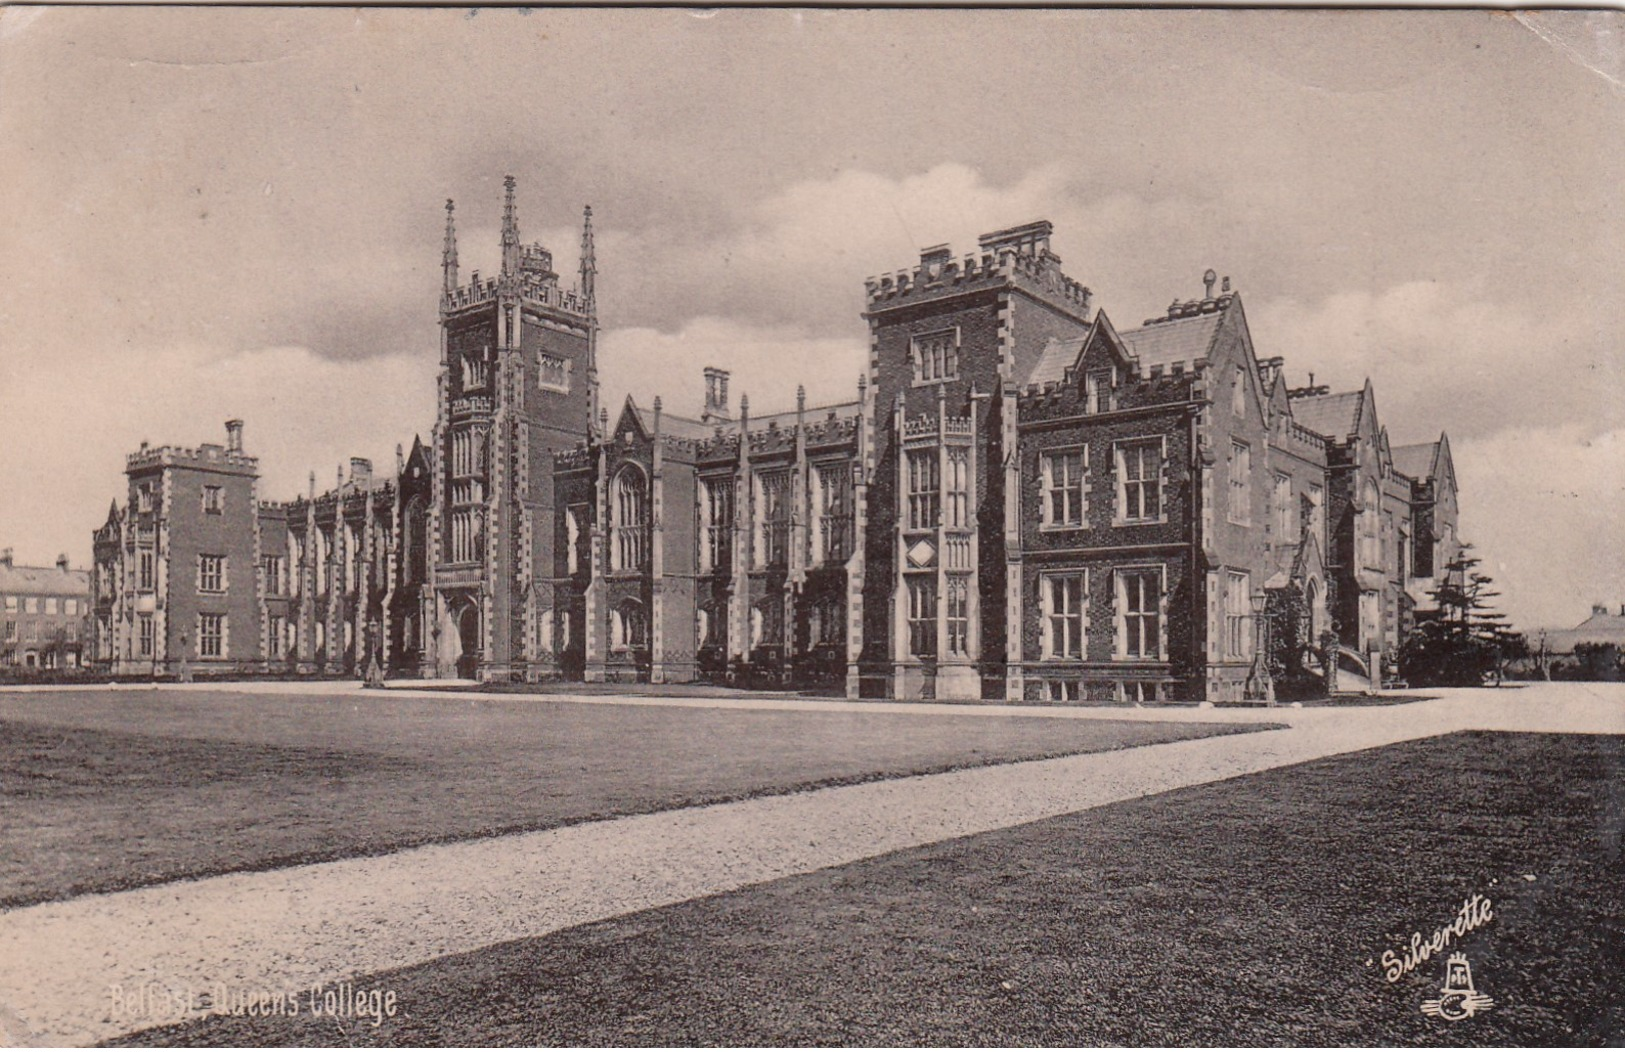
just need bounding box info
[90,186,1463,701]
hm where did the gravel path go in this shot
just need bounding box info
[0,684,1619,1046]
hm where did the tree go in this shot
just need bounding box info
[1399,545,1525,687]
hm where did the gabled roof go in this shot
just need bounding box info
[629,404,717,441]
[1020,310,1132,388]
[1392,440,1441,481]
[1120,311,1225,373]
[1288,389,1364,440]
[0,563,91,597]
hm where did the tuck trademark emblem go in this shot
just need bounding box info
[1421,953,1495,1020]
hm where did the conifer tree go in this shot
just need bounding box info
[1399,544,1525,686]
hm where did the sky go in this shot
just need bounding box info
[0,7,1620,630]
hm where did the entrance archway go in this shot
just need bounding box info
[456,602,481,680]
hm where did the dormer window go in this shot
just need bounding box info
[912,330,958,384]
[1232,364,1247,417]
[1086,370,1114,414]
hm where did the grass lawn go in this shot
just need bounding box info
[0,689,1269,908]
[128,730,1624,1047]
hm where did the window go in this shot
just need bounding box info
[906,450,940,530]
[3,596,14,612]
[138,614,154,657]
[1361,478,1382,569]
[565,507,582,575]
[945,450,970,530]
[451,428,486,478]
[1079,371,1106,415]
[756,471,790,568]
[696,605,717,648]
[137,485,153,513]
[24,620,37,642]
[946,576,970,657]
[203,485,223,515]
[65,598,78,616]
[24,597,38,614]
[263,555,285,596]
[1120,681,1158,704]
[700,480,733,573]
[753,599,783,648]
[1306,483,1325,543]
[913,331,957,383]
[813,595,844,647]
[906,576,936,658]
[1118,441,1162,523]
[1041,450,1085,528]
[45,597,58,615]
[1232,364,1247,417]
[1228,441,1252,525]
[1041,573,1085,659]
[1048,679,1081,703]
[66,621,78,642]
[612,468,648,572]
[1274,474,1294,540]
[612,600,647,650]
[815,465,851,565]
[198,613,224,658]
[537,353,570,392]
[199,554,226,593]
[1117,568,1162,660]
[1226,571,1252,659]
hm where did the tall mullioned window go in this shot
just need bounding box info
[1117,568,1162,660]
[756,471,790,568]
[1118,441,1162,523]
[198,555,225,594]
[202,485,223,515]
[1226,571,1251,659]
[138,614,154,657]
[198,613,225,658]
[906,576,936,658]
[913,332,957,383]
[612,468,649,572]
[537,353,570,392]
[815,465,851,565]
[700,479,733,573]
[906,450,940,530]
[138,549,155,591]
[1041,450,1085,528]
[1228,441,1252,526]
[1042,573,1086,660]
[1274,474,1294,540]
[945,576,970,657]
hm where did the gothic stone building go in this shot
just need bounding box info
[92,179,1460,701]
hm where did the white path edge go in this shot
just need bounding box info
[0,684,1620,1046]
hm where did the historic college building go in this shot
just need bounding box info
[91,178,1461,702]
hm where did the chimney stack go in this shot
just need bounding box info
[225,419,244,454]
[349,457,373,486]
[57,553,69,573]
[1,548,12,569]
[1593,603,1608,616]
[702,366,732,423]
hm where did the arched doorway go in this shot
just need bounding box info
[456,602,481,680]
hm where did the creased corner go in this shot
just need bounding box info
[1513,10,1625,95]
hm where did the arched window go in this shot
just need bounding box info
[612,599,647,650]
[612,466,649,571]
[404,497,427,584]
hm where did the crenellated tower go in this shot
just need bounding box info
[425,176,598,681]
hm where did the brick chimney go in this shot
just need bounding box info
[702,366,731,423]
[1,548,11,569]
[225,419,244,454]
[56,553,69,573]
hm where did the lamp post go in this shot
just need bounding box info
[1245,591,1275,704]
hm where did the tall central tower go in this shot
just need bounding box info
[425,177,598,680]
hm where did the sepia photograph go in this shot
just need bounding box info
[0,6,1621,1047]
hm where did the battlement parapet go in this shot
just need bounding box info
[451,395,493,420]
[126,444,259,473]
[443,274,591,318]
[553,447,595,470]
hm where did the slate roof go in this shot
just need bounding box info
[1120,312,1225,372]
[0,563,91,598]
[1288,390,1364,440]
[1544,610,1625,654]
[1391,441,1440,481]
[1023,336,1085,387]
[630,407,718,441]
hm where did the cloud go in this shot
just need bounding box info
[1249,282,1621,441]
[0,343,437,570]
[1453,425,1625,630]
